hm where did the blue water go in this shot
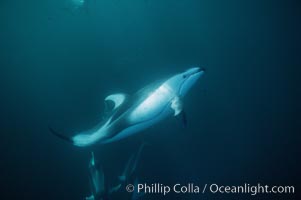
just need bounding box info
[0,0,300,199]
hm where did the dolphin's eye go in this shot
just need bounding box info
[182,75,187,79]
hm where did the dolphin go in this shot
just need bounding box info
[110,143,146,194]
[50,67,204,147]
[85,152,105,200]
[131,178,145,200]
[109,143,146,199]
[118,143,145,184]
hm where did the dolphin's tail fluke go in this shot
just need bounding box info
[49,117,112,147]
[49,126,74,145]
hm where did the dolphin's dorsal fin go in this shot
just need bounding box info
[105,93,128,110]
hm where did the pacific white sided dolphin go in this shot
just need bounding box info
[85,152,106,200]
[108,143,146,199]
[50,67,204,147]
[131,178,145,200]
[119,143,145,183]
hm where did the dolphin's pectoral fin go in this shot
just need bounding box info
[171,96,183,116]
[170,95,187,127]
[105,93,128,110]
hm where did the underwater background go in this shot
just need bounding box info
[0,0,300,199]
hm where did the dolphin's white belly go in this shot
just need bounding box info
[129,83,174,123]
